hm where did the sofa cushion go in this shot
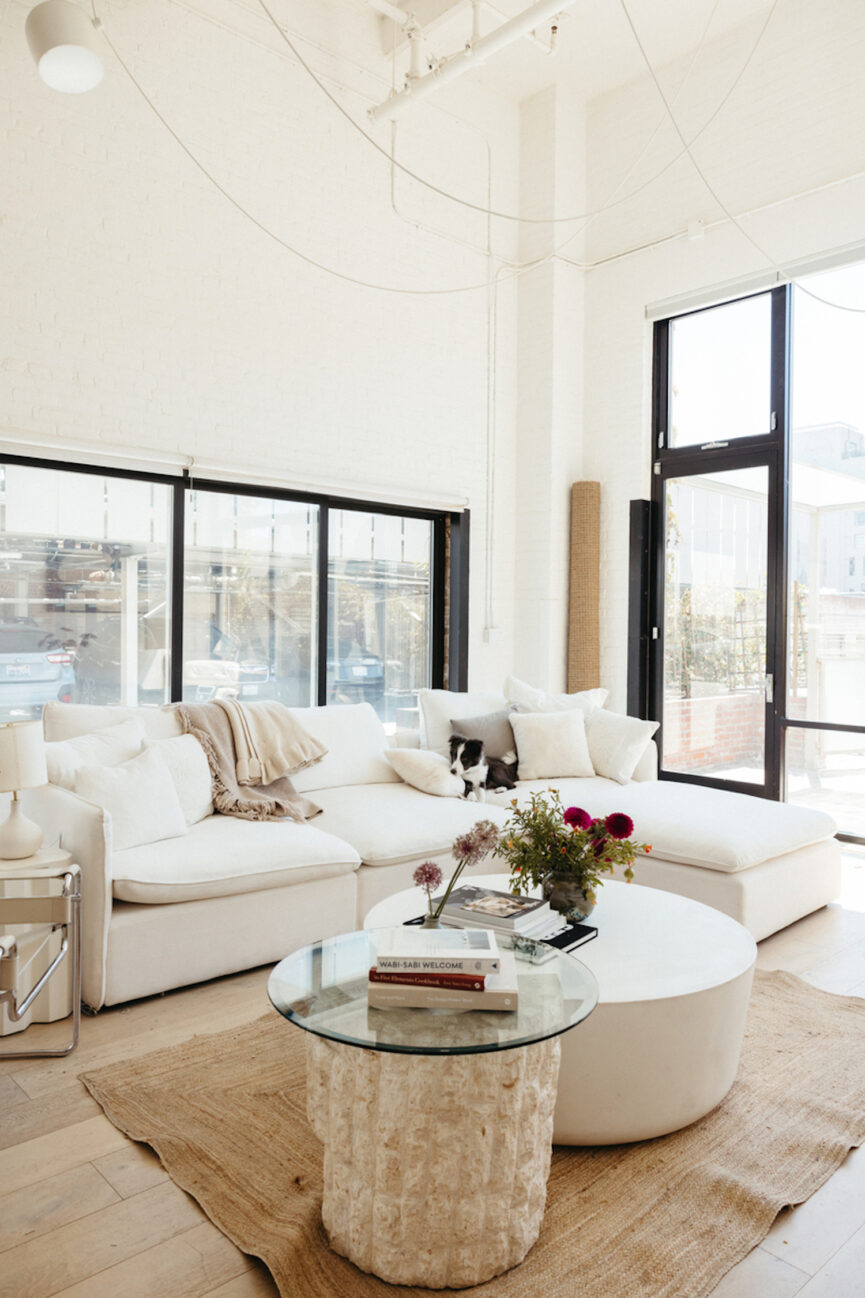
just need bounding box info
[76,748,188,852]
[449,708,516,761]
[385,749,465,797]
[43,701,182,743]
[418,689,507,756]
[310,783,509,867]
[288,703,400,792]
[513,776,635,807]
[586,710,659,784]
[510,777,836,872]
[46,719,146,790]
[112,815,361,903]
[504,675,608,715]
[145,735,214,825]
[598,782,837,873]
[511,710,594,780]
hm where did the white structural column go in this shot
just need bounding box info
[306,1033,561,1288]
[514,84,587,691]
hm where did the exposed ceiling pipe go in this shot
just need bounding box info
[368,0,413,26]
[369,0,574,124]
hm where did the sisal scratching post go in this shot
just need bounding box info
[567,482,601,692]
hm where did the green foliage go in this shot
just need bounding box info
[493,789,648,899]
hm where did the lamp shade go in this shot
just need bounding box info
[25,1,104,93]
[0,721,47,793]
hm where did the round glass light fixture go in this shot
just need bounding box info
[25,0,104,93]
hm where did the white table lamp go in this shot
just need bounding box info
[0,721,48,860]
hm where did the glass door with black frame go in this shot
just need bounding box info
[659,463,773,793]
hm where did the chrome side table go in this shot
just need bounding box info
[0,850,81,1058]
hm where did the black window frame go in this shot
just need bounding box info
[642,282,865,844]
[0,454,467,708]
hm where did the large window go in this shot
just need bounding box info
[183,491,319,708]
[785,264,865,838]
[650,272,865,841]
[0,461,461,725]
[328,510,432,723]
[0,464,171,719]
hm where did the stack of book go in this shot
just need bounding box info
[432,884,598,955]
[369,927,519,1011]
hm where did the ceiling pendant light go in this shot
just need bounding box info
[25,0,104,93]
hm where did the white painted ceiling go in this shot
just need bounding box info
[369,0,775,104]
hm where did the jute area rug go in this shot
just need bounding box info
[81,971,865,1298]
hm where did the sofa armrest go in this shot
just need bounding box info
[21,784,112,1011]
[631,739,658,782]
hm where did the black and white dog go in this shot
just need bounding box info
[449,733,518,801]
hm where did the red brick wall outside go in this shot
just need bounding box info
[663,692,764,772]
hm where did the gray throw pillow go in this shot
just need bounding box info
[449,708,517,761]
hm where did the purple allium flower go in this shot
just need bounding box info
[413,861,443,893]
[452,819,500,866]
[605,812,634,841]
[563,806,592,830]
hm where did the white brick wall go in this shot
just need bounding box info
[514,84,585,692]
[0,0,519,688]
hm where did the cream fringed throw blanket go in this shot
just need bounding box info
[217,697,327,786]
[173,701,325,822]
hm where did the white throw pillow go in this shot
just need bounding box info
[384,748,465,798]
[504,675,608,715]
[74,748,188,851]
[145,735,213,825]
[45,720,146,791]
[586,710,659,784]
[418,689,507,756]
[511,710,595,780]
[288,703,401,792]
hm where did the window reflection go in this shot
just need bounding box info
[0,465,170,718]
[328,510,432,723]
[183,491,318,707]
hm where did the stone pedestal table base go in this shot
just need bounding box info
[306,1033,561,1289]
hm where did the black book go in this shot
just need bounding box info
[543,921,598,952]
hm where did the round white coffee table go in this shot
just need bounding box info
[365,876,757,1145]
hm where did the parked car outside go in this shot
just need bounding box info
[326,641,385,705]
[0,621,75,720]
[73,613,272,705]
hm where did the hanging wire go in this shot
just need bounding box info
[618,0,865,314]
[90,0,783,297]
[254,0,780,228]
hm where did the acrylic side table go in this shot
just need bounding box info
[0,849,82,1058]
[268,930,598,1289]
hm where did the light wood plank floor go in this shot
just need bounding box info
[2,849,864,1298]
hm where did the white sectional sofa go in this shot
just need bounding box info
[23,692,842,1011]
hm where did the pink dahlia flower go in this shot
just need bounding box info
[563,806,592,830]
[605,812,634,840]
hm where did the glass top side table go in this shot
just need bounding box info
[268,929,598,1288]
[268,927,597,1056]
